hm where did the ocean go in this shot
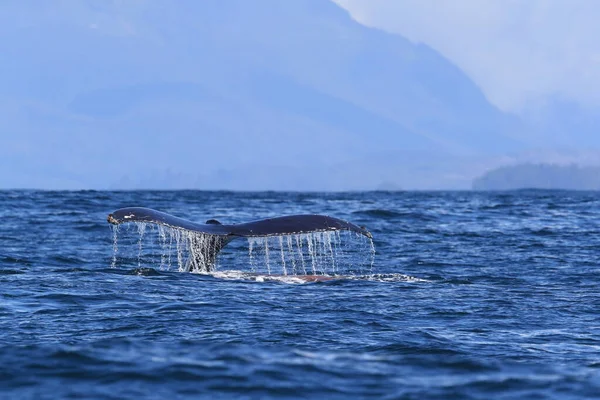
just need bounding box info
[1,190,599,399]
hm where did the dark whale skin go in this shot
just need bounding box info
[107,207,372,238]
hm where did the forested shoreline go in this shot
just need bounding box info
[473,164,600,190]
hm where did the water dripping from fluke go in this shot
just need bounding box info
[107,207,380,282]
[241,232,374,277]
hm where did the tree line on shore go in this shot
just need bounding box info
[472,164,600,190]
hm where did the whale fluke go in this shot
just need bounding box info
[107,207,372,238]
[107,207,372,272]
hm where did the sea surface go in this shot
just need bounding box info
[1,190,600,399]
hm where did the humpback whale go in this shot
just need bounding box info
[107,207,372,273]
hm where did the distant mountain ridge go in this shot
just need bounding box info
[0,0,591,190]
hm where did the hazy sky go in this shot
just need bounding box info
[2,0,599,190]
[334,0,600,113]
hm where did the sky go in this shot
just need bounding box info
[1,0,600,190]
[334,0,600,113]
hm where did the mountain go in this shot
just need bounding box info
[473,164,600,191]
[0,0,526,190]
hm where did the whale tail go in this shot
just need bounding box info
[184,234,233,272]
[107,207,372,272]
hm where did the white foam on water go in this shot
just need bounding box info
[199,271,428,284]
[207,270,309,284]
[348,273,430,283]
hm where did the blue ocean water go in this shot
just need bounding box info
[1,190,600,399]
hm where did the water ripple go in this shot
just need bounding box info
[1,190,600,398]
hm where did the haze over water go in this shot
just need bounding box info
[4,0,600,191]
[2,190,600,399]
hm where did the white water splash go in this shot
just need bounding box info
[111,225,375,277]
[248,237,256,272]
[200,271,428,284]
[111,225,119,269]
[135,222,147,267]
[112,224,228,273]
[348,274,430,283]
[109,225,432,283]
[209,270,309,284]
[242,231,374,276]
